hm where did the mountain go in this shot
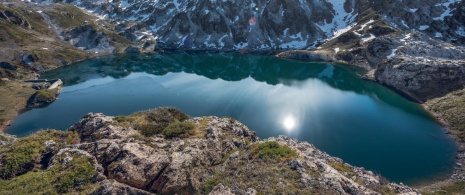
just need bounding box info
[1,0,465,194]
[33,0,465,50]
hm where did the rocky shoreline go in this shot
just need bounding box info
[1,0,465,193]
[276,32,465,194]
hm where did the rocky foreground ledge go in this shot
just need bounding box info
[0,108,418,194]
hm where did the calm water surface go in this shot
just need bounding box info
[6,53,457,185]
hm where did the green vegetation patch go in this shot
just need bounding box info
[199,173,225,194]
[119,107,192,137]
[163,122,195,139]
[35,88,59,103]
[0,130,72,179]
[423,181,465,195]
[199,160,314,194]
[250,141,298,161]
[427,89,465,140]
[0,155,97,194]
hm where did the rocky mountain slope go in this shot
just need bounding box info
[0,0,156,127]
[1,0,465,194]
[0,108,419,194]
[31,0,465,50]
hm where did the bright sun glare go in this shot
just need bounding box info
[283,115,296,131]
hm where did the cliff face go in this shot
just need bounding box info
[0,108,419,194]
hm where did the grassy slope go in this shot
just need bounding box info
[0,1,133,128]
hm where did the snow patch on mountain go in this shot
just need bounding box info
[317,0,357,37]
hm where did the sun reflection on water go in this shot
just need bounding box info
[282,115,296,131]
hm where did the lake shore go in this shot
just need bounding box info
[1,52,464,193]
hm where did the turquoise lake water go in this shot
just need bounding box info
[6,53,457,185]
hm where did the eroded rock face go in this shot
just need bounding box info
[50,112,419,194]
[0,9,31,29]
[374,32,465,101]
[61,24,114,53]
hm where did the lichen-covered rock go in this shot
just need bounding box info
[26,88,60,108]
[59,111,418,194]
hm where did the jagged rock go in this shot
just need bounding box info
[0,62,17,70]
[95,180,154,195]
[61,24,114,53]
[21,54,36,65]
[209,184,234,195]
[32,82,51,90]
[60,112,418,194]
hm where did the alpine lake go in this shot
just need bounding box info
[6,52,457,186]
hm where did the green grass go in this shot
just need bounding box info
[125,107,192,137]
[427,89,465,140]
[250,141,298,161]
[199,173,225,194]
[135,123,165,137]
[163,122,195,139]
[0,155,97,194]
[35,89,59,102]
[0,130,71,179]
[422,181,465,195]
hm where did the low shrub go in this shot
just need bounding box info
[142,107,190,124]
[250,141,298,161]
[163,122,195,139]
[134,123,165,137]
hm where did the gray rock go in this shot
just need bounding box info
[59,112,419,194]
[209,184,234,195]
[61,24,114,53]
[21,54,36,65]
[0,62,17,70]
[374,32,465,101]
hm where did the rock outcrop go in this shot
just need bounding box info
[372,32,465,102]
[61,24,114,53]
[26,88,60,108]
[0,108,420,194]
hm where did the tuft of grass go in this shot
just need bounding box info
[250,141,298,161]
[35,89,59,103]
[163,122,195,139]
[199,174,225,194]
[328,161,357,178]
[134,123,165,137]
[130,107,191,137]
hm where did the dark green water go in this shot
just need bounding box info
[6,53,456,185]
